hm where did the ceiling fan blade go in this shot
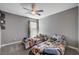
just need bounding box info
[36,13,41,16]
[23,7,31,10]
[35,10,43,12]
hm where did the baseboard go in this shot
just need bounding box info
[67,45,79,53]
[1,41,21,48]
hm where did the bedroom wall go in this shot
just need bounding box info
[39,7,78,48]
[0,26,1,48]
[1,12,29,45]
[78,4,79,48]
[0,26,1,55]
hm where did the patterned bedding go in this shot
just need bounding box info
[23,33,67,55]
[24,34,48,49]
[31,40,66,55]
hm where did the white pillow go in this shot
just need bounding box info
[53,34,64,41]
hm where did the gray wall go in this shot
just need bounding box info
[0,26,1,55]
[1,12,29,45]
[78,4,79,48]
[39,7,78,48]
[0,26,1,48]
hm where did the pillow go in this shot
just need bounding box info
[44,35,48,41]
[48,37,54,42]
[52,38,57,41]
[53,34,64,42]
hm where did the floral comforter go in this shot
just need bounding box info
[31,40,66,55]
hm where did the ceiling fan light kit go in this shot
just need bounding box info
[22,3,44,16]
[31,11,36,15]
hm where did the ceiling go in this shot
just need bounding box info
[0,3,78,19]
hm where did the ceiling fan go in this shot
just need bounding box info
[23,3,44,16]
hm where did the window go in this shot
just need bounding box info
[29,20,39,37]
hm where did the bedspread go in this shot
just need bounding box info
[31,40,66,55]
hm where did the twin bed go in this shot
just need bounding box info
[22,34,67,55]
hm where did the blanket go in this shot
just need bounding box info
[43,48,60,55]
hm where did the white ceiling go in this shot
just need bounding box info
[0,3,78,19]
